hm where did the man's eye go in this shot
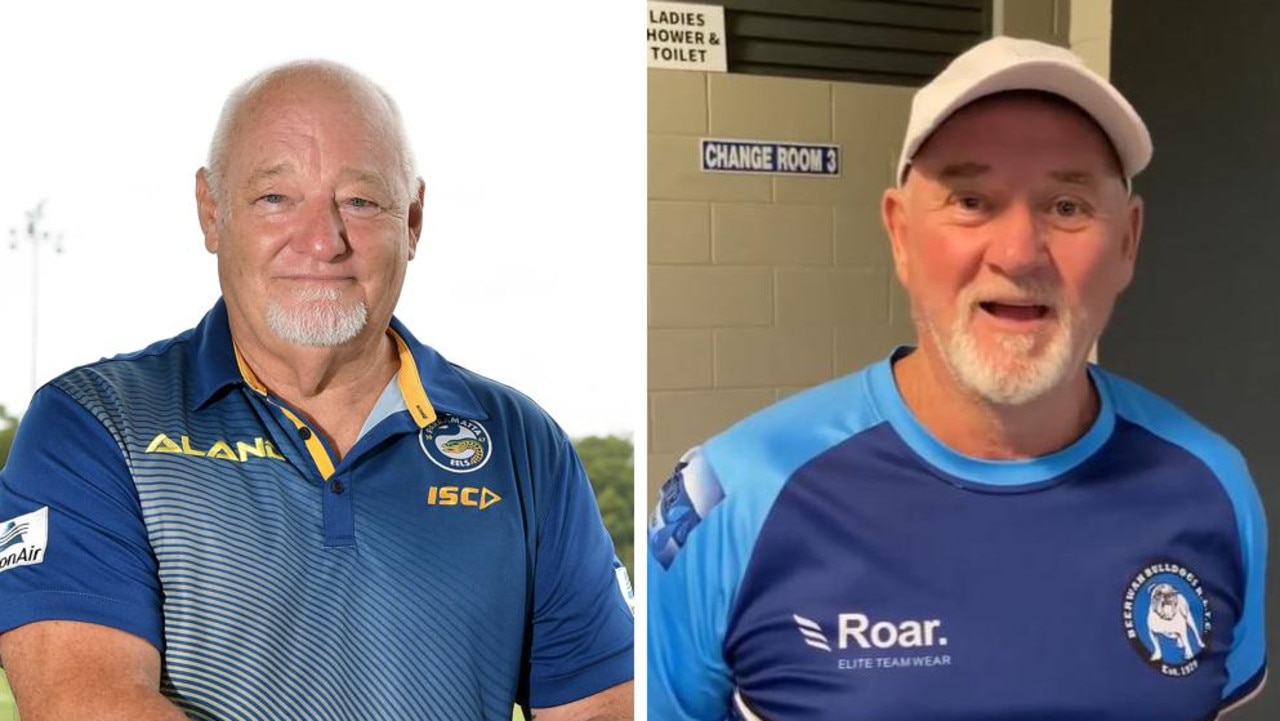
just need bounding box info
[258,194,286,204]
[1055,199,1080,216]
[954,195,984,211]
[348,198,378,209]
[1052,198,1094,219]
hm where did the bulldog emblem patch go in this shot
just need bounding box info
[1123,561,1211,677]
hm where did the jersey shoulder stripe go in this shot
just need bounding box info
[647,364,889,720]
[1098,368,1267,700]
[704,365,887,506]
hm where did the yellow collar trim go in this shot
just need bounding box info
[389,329,437,429]
[232,332,436,429]
[233,345,269,395]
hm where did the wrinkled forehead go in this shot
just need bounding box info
[910,90,1125,183]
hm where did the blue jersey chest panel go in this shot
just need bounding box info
[725,420,1243,721]
[2,300,633,719]
[58,349,533,720]
[648,355,1264,721]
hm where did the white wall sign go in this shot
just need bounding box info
[647,1,727,72]
[701,138,841,177]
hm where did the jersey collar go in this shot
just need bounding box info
[189,298,486,422]
[870,346,1116,487]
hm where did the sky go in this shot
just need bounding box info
[0,1,643,439]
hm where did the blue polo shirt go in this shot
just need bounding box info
[649,350,1267,721]
[0,299,633,720]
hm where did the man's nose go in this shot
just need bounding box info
[294,198,348,260]
[985,202,1047,276]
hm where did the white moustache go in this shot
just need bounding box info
[291,286,342,302]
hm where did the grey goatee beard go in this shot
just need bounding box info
[265,286,368,347]
[923,282,1081,406]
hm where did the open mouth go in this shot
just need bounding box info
[978,301,1051,322]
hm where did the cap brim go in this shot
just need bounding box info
[898,59,1152,185]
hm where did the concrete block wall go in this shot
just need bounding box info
[648,70,916,504]
[997,0,1110,76]
[647,0,1111,506]
[1068,0,1112,78]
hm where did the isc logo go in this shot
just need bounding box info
[427,485,502,510]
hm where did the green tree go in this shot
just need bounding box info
[0,668,14,721]
[573,435,633,573]
[0,406,17,472]
[0,406,15,718]
[0,408,18,720]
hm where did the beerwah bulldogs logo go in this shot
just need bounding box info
[1123,561,1211,677]
[419,415,492,473]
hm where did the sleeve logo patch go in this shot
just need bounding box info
[0,507,49,574]
[614,561,635,616]
[649,449,724,569]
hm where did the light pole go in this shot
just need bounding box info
[8,202,63,397]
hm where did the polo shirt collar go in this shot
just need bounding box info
[189,298,486,422]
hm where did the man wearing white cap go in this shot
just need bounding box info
[648,36,1267,720]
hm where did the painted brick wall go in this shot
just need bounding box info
[647,69,916,502]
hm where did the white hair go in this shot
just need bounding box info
[204,59,418,205]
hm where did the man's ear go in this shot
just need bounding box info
[407,177,425,260]
[196,168,221,254]
[1116,193,1144,291]
[882,186,912,288]
[1123,193,1144,262]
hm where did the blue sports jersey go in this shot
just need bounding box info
[649,349,1267,721]
[0,299,633,720]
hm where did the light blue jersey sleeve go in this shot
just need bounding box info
[1102,370,1268,706]
[1201,445,1268,705]
[649,368,887,720]
[648,448,736,720]
[1221,462,1269,707]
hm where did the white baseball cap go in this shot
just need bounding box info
[897,35,1152,186]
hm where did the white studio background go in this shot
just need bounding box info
[0,0,644,439]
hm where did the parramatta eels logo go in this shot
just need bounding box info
[1123,561,1211,677]
[419,415,492,473]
